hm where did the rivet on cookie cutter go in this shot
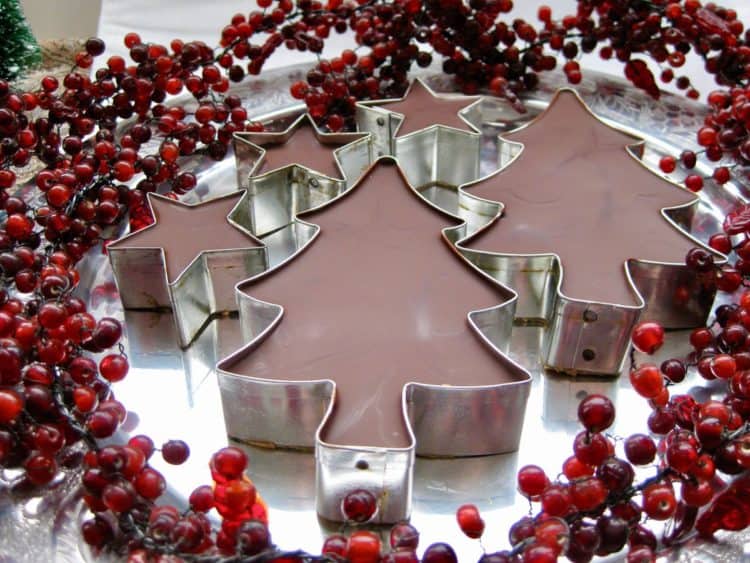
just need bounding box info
[108,190,267,347]
[452,88,722,376]
[217,130,531,524]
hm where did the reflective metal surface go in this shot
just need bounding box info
[1,63,747,561]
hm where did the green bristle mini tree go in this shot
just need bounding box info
[0,0,41,81]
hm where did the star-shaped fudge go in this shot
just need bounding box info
[217,159,531,522]
[356,79,483,156]
[232,114,368,237]
[108,191,267,346]
[458,88,718,308]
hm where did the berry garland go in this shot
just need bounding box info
[1,1,750,562]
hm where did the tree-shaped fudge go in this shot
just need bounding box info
[218,160,529,454]
[461,89,704,307]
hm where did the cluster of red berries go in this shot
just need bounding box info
[290,1,747,128]
[81,445,275,559]
[2,0,750,561]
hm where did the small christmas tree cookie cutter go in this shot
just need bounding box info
[451,88,723,376]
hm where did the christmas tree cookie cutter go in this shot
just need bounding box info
[451,88,722,376]
[218,126,531,524]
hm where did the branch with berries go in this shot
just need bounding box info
[2,1,750,562]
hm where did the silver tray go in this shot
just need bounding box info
[1,63,748,562]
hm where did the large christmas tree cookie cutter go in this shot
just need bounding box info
[218,125,530,524]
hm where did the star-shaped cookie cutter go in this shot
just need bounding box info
[448,88,723,376]
[232,113,369,239]
[108,191,268,348]
[355,77,485,157]
[218,125,530,523]
[109,115,371,348]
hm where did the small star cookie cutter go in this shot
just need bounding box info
[109,114,369,347]
[355,77,484,157]
[108,191,268,347]
[218,121,530,523]
[232,113,368,239]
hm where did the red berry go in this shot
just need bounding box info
[685,174,704,192]
[347,530,381,563]
[540,484,572,517]
[134,467,166,499]
[323,534,348,557]
[162,439,190,464]
[631,321,664,354]
[629,364,664,398]
[128,435,155,459]
[24,454,58,485]
[0,388,24,424]
[189,485,214,512]
[390,522,419,550]
[573,431,611,466]
[99,354,129,382]
[659,155,676,173]
[624,434,656,465]
[517,465,549,498]
[211,446,247,480]
[342,488,377,523]
[577,394,615,432]
[569,477,608,511]
[456,504,484,539]
[642,484,676,520]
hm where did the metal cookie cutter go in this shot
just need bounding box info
[356,77,484,157]
[108,191,268,347]
[110,113,369,347]
[232,113,368,244]
[452,88,722,376]
[217,128,531,523]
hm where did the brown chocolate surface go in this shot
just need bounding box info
[378,80,479,137]
[254,120,348,179]
[109,192,260,282]
[463,90,698,306]
[225,161,521,449]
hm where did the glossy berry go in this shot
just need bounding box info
[211,446,247,480]
[631,321,664,354]
[517,465,549,498]
[162,440,190,465]
[390,522,419,550]
[347,530,381,563]
[624,434,656,465]
[577,394,615,432]
[629,364,664,399]
[456,504,484,539]
[342,489,377,523]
